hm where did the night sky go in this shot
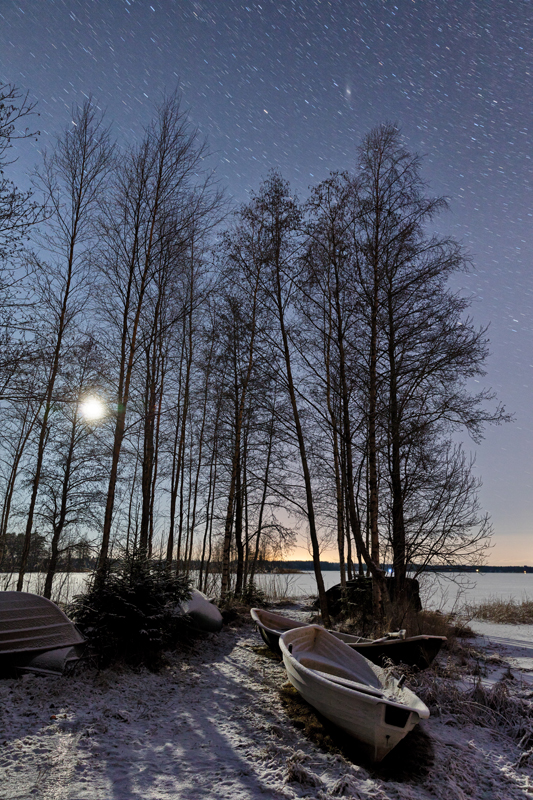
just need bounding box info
[1,0,531,565]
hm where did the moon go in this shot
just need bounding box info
[80,397,106,421]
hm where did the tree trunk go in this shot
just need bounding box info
[220,279,260,600]
[273,253,330,626]
[43,406,79,599]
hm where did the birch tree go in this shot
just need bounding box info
[354,124,507,608]
[97,93,220,570]
[16,101,113,589]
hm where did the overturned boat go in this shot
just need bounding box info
[0,591,85,676]
[250,607,445,669]
[178,589,223,633]
[280,625,429,762]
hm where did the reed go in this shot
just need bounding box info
[465,596,533,624]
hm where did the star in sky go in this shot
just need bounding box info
[1,0,531,563]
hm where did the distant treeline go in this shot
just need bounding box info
[414,565,533,574]
[270,561,533,574]
[4,551,530,577]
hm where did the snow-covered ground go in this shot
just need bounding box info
[470,620,533,680]
[1,606,532,800]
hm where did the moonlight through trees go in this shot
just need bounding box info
[0,85,507,620]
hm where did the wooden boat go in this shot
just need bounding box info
[279,625,430,762]
[250,607,445,669]
[0,591,86,676]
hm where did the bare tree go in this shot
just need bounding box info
[216,255,262,600]
[302,174,385,595]
[36,338,107,598]
[353,124,508,609]
[96,92,221,570]
[16,101,113,589]
[0,82,40,266]
[0,83,42,400]
[0,392,43,565]
[241,172,331,625]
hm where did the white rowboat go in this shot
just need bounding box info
[0,591,85,655]
[279,625,429,762]
[178,589,223,632]
[0,591,86,676]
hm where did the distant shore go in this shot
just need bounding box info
[272,561,533,573]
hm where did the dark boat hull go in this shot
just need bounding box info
[251,608,445,668]
[349,635,445,669]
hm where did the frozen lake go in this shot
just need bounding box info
[254,570,533,613]
[418,570,533,612]
[2,569,532,613]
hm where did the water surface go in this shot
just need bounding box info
[2,569,531,613]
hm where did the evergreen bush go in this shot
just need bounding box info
[68,555,192,669]
[239,581,268,607]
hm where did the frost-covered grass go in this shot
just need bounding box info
[412,663,533,745]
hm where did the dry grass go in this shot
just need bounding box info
[248,643,281,661]
[399,642,533,749]
[464,596,533,624]
[392,608,475,644]
[284,752,323,787]
[418,674,533,743]
[260,572,302,602]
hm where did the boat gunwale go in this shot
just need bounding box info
[349,633,446,648]
[250,608,308,635]
[250,607,367,643]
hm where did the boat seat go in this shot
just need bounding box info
[314,670,384,698]
[299,655,362,682]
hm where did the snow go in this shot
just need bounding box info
[469,620,533,677]
[1,606,532,799]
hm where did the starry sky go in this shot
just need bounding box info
[1,0,531,565]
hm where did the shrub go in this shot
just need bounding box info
[239,581,268,607]
[68,555,192,669]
